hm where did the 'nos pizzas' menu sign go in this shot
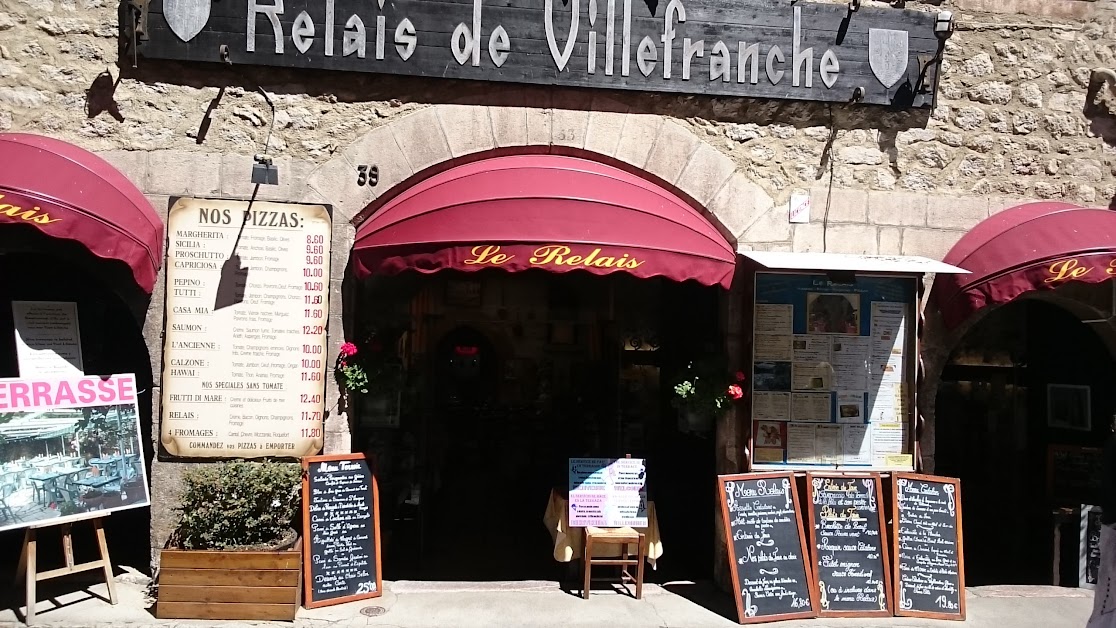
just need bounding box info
[717,472,817,624]
[806,473,892,617]
[301,454,382,608]
[892,473,965,621]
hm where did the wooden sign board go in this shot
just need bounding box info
[805,472,891,617]
[301,453,383,608]
[892,472,965,621]
[717,472,817,624]
[135,0,944,108]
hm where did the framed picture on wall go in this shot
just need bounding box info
[1047,384,1092,431]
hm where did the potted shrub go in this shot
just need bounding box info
[156,461,303,621]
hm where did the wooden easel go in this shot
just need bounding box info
[13,515,118,624]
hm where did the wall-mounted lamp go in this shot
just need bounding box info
[848,0,860,13]
[252,154,278,185]
[934,10,955,40]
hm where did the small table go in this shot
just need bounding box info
[73,476,119,489]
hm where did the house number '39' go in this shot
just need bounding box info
[356,165,379,187]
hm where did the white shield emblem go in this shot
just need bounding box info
[868,28,909,89]
[164,0,211,43]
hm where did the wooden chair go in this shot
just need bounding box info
[582,525,647,600]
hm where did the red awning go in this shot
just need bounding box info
[0,133,164,293]
[352,154,736,288]
[932,202,1116,328]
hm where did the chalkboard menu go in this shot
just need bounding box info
[301,453,382,608]
[1048,445,1103,506]
[892,473,965,620]
[717,472,817,624]
[1082,505,1103,589]
[806,473,891,617]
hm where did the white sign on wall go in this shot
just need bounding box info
[12,300,84,377]
[789,190,811,224]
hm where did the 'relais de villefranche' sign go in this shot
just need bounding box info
[134,0,947,108]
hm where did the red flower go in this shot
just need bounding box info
[734,371,747,382]
[339,342,358,358]
[727,384,744,400]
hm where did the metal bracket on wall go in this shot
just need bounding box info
[125,0,150,68]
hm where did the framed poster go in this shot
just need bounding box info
[750,272,917,472]
[1047,384,1091,431]
[0,374,151,533]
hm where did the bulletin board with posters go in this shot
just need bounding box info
[749,272,917,472]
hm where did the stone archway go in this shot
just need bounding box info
[304,93,777,250]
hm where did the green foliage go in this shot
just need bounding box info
[671,356,740,417]
[173,461,302,550]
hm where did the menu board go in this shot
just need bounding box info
[717,472,817,624]
[568,457,647,527]
[751,273,916,471]
[160,197,331,458]
[1048,444,1103,506]
[302,453,382,608]
[806,473,891,617]
[12,300,84,377]
[892,473,965,620]
[1081,505,1103,589]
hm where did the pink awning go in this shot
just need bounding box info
[932,202,1116,328]
[0,133,164,293]
[352,154,736,288]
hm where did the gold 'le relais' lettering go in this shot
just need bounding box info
[463,245,514,265]
[1045,258,1093,283]
[0,194,61,225]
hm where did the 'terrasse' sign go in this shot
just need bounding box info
[137,0,945,107]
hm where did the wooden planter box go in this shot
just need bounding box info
[156,543,302,621]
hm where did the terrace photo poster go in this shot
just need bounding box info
[0,373,150,532]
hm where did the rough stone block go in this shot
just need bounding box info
[868,191,928,226]
[550,91,591,149]
[707,173,776,240]
[524,91,553,146]
[879,226,902,255]
[792,223,825,252]
[149,458,189,569]
[927,196,988,230]
[145,151,221,197]
[96,149,148,193]
[329,224,355,282]
[438,104,496,158]
[583,107,628,158]
[614,114,664,169]
[644,121,701,185]
[144,194,172,224]
[343,124,415,202]
[389,107,452,174]
[821,224,879,255]
[307,153,373,224]
[810,187,869,223]
[987,196,1024,216]
[901,228,966,260]
[742,204,792,244]
[676,143,737,207]
[491,103,528,148]
[142,274,165,386]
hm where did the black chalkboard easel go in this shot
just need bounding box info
[717,472,818,624]
[805,472,892,618]
[301,453,383,609]
[892,472,965,621]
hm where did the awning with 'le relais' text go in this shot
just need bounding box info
[351,154,738,289]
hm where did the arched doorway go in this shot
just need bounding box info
[928,201,1116,587]
[344,152,735,582]
[0,133,163,576]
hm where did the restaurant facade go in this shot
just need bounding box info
[0,0,1114,591]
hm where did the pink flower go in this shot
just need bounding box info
[339,342,358,358]
[734,371,747,382]
[727,384,744,400]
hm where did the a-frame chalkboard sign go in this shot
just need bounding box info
[892,472,965,621]
[717,472,818,624]
[301,453,383,608]
[805,472,892,618]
